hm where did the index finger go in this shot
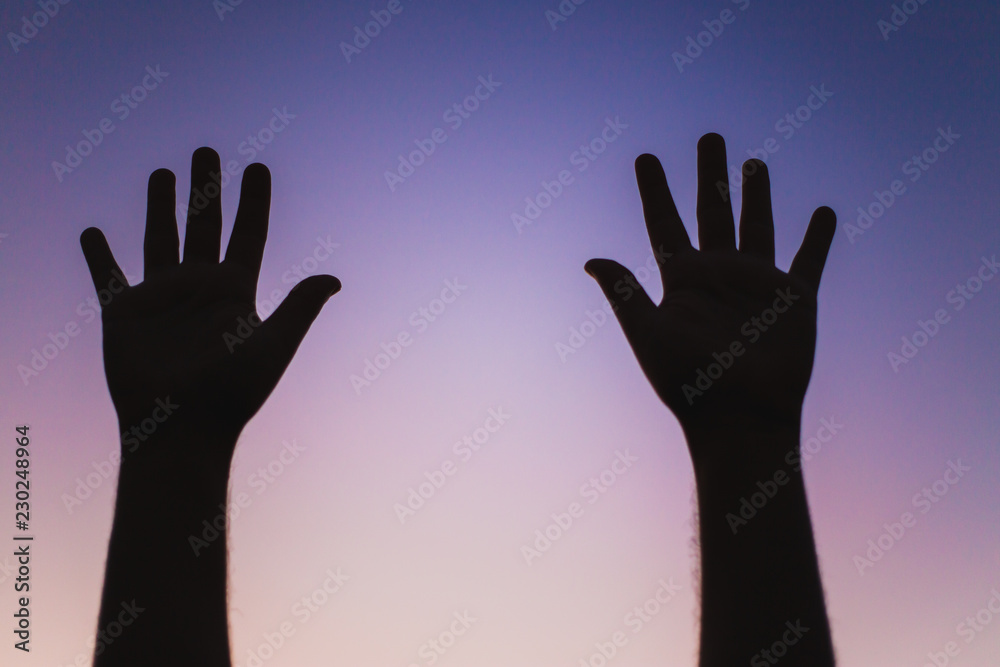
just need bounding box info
[635,153,692,270]
[789,206,836,292]
[224,163,270,283]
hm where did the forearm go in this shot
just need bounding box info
[94,427,235,667]
[688,421,835,667]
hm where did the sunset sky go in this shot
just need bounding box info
[1,0,998,665]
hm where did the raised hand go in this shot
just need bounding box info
[585,133,835,457]
[586,133,837,667]
[81,147,340,446]
[83,148,339,667]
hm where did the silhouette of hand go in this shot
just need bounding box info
[586,134,834,453]
[80,148,340,448]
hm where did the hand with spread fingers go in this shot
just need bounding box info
[80,147,340,446]
[587,133,837,667]
[585,133,835,452]
[84,148,339,667]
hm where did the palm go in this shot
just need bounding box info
[81,148,339,442]
[101,264,267,431]
[634,249,818,428]
[586,134,834,435]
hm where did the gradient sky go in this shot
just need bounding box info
[1,0,998,665]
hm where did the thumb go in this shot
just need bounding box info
[584,258,655,343]
[255,274,341,368]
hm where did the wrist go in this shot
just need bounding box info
[119,412,237,460]
[683,414,802,483]
[116,423,236,507]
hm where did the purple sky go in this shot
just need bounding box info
[1,0,998,665]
